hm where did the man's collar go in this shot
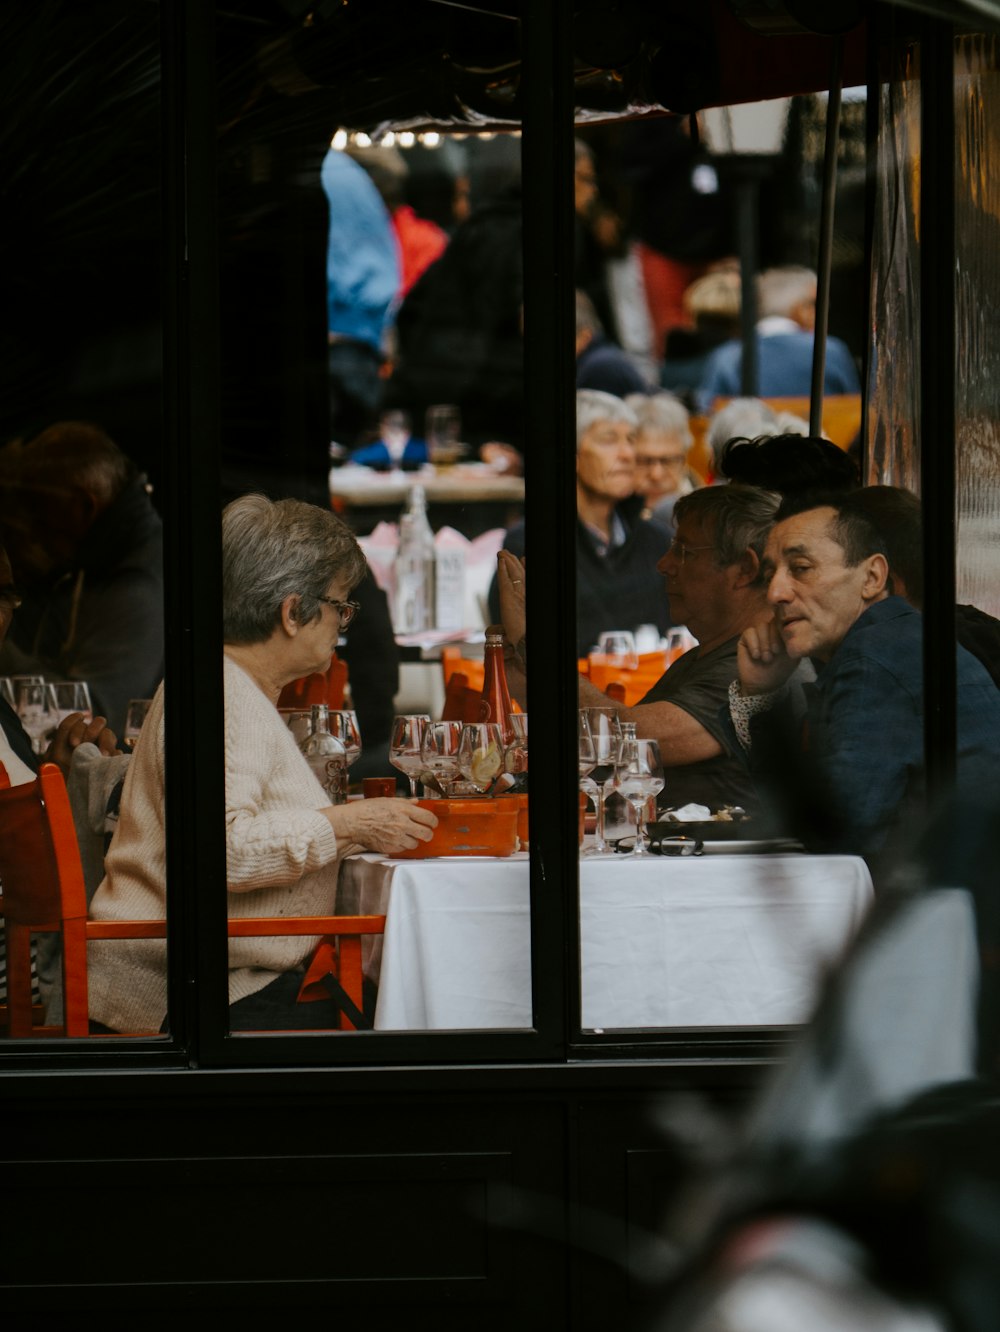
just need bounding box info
[757,315,801,337]
[811,595,914,672]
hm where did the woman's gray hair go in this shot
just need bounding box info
[674,484,780,586]
[707,397,779,467]
[222,494,367,644]
[576,389,638,447]
[626,392,693,451]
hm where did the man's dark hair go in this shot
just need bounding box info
[850,486,923,606]
[775,490,888,568]
[720,433,859,496]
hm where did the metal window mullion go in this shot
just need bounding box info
[919,17,957,798]
[162,0,228,1062]
[520,0,577,1052]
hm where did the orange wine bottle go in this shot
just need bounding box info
[480,625,515,743]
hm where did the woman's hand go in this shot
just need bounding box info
[325,797,438,855]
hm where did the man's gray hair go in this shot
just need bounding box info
[222,494,367,645]
[674,484,780,585]
[626,392,693,451]
[576,389,638,447]
[757,265,817,319]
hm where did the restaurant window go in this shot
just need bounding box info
[213,9,541,1045]
[571,97,874,1038]
[0,1,169,1046]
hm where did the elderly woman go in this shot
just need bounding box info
[87,496,436,1033]
[624,392,701,526]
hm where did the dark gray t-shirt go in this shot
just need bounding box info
[639,637,757,813]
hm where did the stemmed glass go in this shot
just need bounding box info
[615,738,664,857]
[46,680,93,725]
[420,720,464,797]
[14,677,53,754]
[578,717,601,854]
[579,707,622,855]
[458,722,505,792]
[124,698,154,752]
[596,630,638,671]
[389,713,431,797]
[327,710,362,767]
[505,712,528,777]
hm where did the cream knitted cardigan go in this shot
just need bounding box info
[87,655,342,1032]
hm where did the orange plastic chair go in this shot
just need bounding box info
[0,764,384,1037]
[440,671,483,723]
[277,655,349,712]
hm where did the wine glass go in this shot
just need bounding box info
[420,720,464,796]
[458,722,505,792]
[615,738,664,857]
[46,680,93,725]
[580,707,622,855]
[279,708,312,746]
[389,713,431,797]
[14,677,53,754]
[123,698,154,752]
[596,630,638,671]
[327,709,362,767]
[505,712,528,776]
[578,716,598,847]
[425,403,465,467]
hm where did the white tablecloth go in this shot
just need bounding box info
[336,852,874,1031]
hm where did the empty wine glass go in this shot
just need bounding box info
[505,712,528,776]
[580,707,622,855]
[0,677,14,707]
[46,680,93,725]
[420,720,464,796]
[596,630,638,671]
[458,722,505,792]
[425,403,465,466]
[577,713,598,845]
[327,709,362,766]
[279,708,313,746]
[14,677,53,754]
[390,713,431,797]
[124,698,155,752]
[615,737,664,856]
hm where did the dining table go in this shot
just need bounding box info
[336,849,874,1031]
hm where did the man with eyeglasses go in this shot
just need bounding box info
[499,484,781,813]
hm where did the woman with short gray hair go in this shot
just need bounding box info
[87,495,436,1034]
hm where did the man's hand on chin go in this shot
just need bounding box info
[737,612,797,696]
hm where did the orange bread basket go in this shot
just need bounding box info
[391,797,519,859]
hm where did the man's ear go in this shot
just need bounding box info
[862,552,890,600]
[279,593,300,635]
[734,546,760,588]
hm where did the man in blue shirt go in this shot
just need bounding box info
[729,492,1000,857]
[698,266,859,411]
[320,148,400,444]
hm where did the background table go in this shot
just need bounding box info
[337,852,874,1031]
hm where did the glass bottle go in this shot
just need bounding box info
[407,484,436,628]
[299,703,348,805]
[393,514,425,633]
[480,625,515,744]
